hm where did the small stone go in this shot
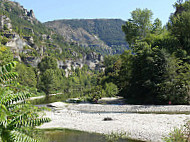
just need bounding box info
[103,117,113,121]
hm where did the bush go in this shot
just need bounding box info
[164,121,190,142]
[105,131,127,142]
[105,82,119,97]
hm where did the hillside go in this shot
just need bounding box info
[0,0,105,72]
[44,19,128,55]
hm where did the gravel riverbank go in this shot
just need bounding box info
[38,102,190,142]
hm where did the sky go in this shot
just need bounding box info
[12,0,176,25]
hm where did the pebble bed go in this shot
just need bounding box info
[39,102,190,142]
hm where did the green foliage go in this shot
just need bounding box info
[152,18,162,35]
[122,21,139,45]
[164,129,187,142]
[84,85,105,102]
[0,46,14,66]
[168,2,190,54]
[100,54,122,87]
[120,46,190,104]
[0,61,18,84]
[164,121,190,142]
[0,62,50,142]
[38,56,57,72]
[131,8,153,37]
[1,37,9,45]
[105,131,127,142]
[46,19,127,47]
[15,63,37,88]
[104,82,119,97]
[3,24,8,31]
[122,8,153,45]
[115,3,190,105]
[38,69,60,95]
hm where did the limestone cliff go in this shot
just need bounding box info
[0,0,105,74]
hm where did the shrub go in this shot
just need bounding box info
[164,121,190,142]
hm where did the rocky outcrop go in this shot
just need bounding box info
[42,34,53,42]
[6,34,27,50]
[0,15,12,31]
[58,52,104,77]
[23,36,34,46]
[4,32,41,66]
[27,10,35,19]
[4,31,104,71]
[0,1,105,74]
[22,56,41,67]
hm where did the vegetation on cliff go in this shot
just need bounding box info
[44,19,128,55]
[0,0,94,61]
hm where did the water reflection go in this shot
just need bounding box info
[30,93,72,105]
[39,129,140,142]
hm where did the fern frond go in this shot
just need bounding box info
[0,72,18,84]
[1,91,31,106]
[0,61,51,142]
[11,117,51,128]
[0,62,18,84]
[9,130,38,142]
[7,102,28,111]
[0,104,8,127]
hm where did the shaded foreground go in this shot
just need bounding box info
[38,129,141,142]
[38,102,190,142]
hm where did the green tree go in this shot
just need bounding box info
[118,50,133,92]
[119,0,190,105]
[131,8,153,37]
[3,24,8,30]
[38,69,60,95]
[104,82,119,97]
[168,1,190,53]
[15,63,37,88]
[38,56,57,72]
[122,21,139,45]
[121,46,190,104]
[122,8,153,45]
[152,18,162,34]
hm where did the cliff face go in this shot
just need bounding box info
[3,25,104,72]
[0,0,104,73]
[2,20,104,72]
[58,52,104,77]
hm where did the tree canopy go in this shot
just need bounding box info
[122,8,154,45]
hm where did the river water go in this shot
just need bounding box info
[31,95,143,142]
[38,129,142,142]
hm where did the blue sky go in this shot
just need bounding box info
[12,0,176,25]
